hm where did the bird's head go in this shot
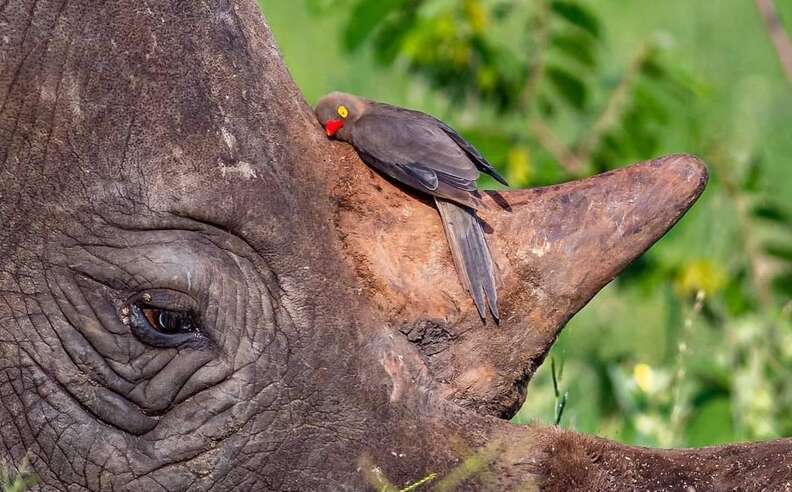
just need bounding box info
[315,91,367,139]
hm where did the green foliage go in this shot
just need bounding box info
[549,0,600,38]
[359,439,505,491]
[268,0,792,447]
[316,0,701,183]
[0,458,36,492]
[399,473,438,492]
[342,0,404,52]
[551,357,568,426]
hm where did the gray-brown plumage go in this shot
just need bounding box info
[315,92,507,321]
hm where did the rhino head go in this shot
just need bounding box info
[0,1,788,490]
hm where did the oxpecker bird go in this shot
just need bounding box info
[315,92,508,321]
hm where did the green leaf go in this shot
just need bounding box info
[547,65,587,109]
[305,0,344,15]
[550,0,602,39]
[342,0,404,51]
[536,93,557,118]
[550,32,596,68]
[752,202,791,226]
[600,132,624,154]
[492,1,514,20]
[764,242,792,263]
[722,269,755,317]
[372,12,416,64]
[642,56,702,102]
[640,57,667,80]
[632,82,670,124]
[456,127,512,168]
[622,109,659,157]
[686,397,735,446]
[741,155,763,192]
[771,271,792,298]
[533,154,568,185]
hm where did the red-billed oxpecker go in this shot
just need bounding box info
[315,92,508,321]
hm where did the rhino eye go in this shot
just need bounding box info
[142,308,196,335]
[124,291,209,349]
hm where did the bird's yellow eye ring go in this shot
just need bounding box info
[337,105,349,118]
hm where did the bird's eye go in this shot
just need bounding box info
[141,308,196,335]
[337,105,349,118]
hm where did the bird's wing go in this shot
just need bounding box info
[436,122,509,186]
[402,162,439,191]
[370,102,509,186]
[351,113,480,195]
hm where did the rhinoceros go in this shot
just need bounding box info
[0,1,789,490]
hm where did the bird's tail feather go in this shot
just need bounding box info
[435,197,499,321]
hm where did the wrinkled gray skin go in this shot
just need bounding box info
[0,2,391,489]
[1,1,790,491]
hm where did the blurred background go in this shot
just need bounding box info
[260,0,791,447]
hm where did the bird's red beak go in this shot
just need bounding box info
[324,119,344,137]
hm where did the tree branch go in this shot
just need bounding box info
[528,119,585,174]
[521,0,551,108]
[574,41,651,165]
[755,0,792,84]
[525,41,651,177]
